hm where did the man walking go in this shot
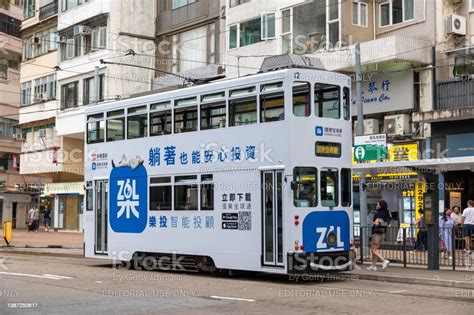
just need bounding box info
[27,206,35,232]
[461,200,474,256]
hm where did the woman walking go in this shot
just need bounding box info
[439,208,454,260]
[367,200,391,272]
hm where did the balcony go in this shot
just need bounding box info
[437,79,474,111]
[39,0,58,21]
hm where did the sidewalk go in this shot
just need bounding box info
[0,228,83,258]
[346,264,474,289]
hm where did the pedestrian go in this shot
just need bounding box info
[451,206,463,249]
[43,206,51,232]
[461,200,474,256]
[367,200,391,272]
[33,208,40,232]
[27,206,35,232]
[439,208,454,260]
[415,210,428,251]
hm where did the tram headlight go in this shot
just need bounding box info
[327,231,337,247]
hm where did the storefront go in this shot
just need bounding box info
[42,182,84,231]
[0,192,34,229]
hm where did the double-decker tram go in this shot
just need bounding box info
[84,56,354,274]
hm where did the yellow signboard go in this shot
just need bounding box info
[414,180,426,221]
[3,221,12,245]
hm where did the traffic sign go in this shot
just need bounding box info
[354,134,387,161]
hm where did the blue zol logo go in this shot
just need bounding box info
[110,165,147,233]
[315,126,324,136]
[302,211,350,252]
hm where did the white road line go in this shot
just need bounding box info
[0,271,72,280]
[43,274,74,279]
[210,296,255,302]
[389,290,408,294]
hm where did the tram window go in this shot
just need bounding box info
[150,176,172,211]
[315,84,341,119]
[201,174,214,211]
[229,96,257,126]
[260,90,285,122]
[341,168,352,207]
[293,82,310,117]
[127,106,148,139]
[86,189,93,211]
[321,168,339,207]
[106,110,125,142]
[293,167,317,207]
[150,110,172,136]
[343,87,350,121]
[175,107,198,133]
[201,92,225,103]
[175,175,198,211]
[87,113,104,144]
[201,102,226,130]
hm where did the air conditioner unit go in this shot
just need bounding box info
[38,129,47,138]
[41,93,49,101]
[446,14,466,36]
[33,93,43,103]
[14,133,24,141]
[384,114,410,136]
[31,37,41,45]
[355,119,380,135]
[56,35,67,44]
[73,25,91,36]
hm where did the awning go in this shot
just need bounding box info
[352,156,474,175]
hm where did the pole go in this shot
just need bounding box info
[355,43,368,254]
[94,66,100,104]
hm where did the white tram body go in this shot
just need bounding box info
[84,65,353,274]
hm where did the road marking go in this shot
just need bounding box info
[95,281,103,283]
[0,271,72,280]
[210,296,255,302]
[389,290,407,294]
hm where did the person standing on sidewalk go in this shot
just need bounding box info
[43,206,51,232]
[367,200,391,272]
[27,206,35,232]
[461,200,474,256]
[439,208,454,260]
[451,206,463,249]
[33,208,40,232]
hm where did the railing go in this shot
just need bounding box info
[39,0,58,21]
[437,79,474,111]
[354,226,473,270]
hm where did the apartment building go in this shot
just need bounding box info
[225,0,441,226]
[153,0,226,90]
[18,0,156,231]
[0,0,47,228]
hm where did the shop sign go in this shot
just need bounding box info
[446,133,474,158]
[43,182,84,196]
[414,181,426,222]
[387,143,418,162]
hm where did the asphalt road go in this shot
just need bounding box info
[0,254,472,314]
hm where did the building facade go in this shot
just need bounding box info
[19,0,156,231]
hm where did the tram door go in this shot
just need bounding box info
[95,180,109,254]
[262,170,284,267]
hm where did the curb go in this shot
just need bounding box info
[0,249,84,259]
[344,272,474,289]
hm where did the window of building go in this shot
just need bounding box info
[352,1,368,27]
[201,174,214,211]
[262,12,276,40]
[60,23,107,61]
[282,0,340,54]
[229,14,274,49]
[87,113,104,144]
[229,25,238,49]
[33,74,56,102]
[293,167,317,207]
[260,82,284,122]
[315,84,340,119]
[174,175,198,211]
[106,110,125,142]
[471,0,474,11]
[23,0,35,19]
[229,87,257,126]
[453,56,474,76]
[21,81,32,106]
[380,0,414,27]
[62,0,90,12]
[240,17,261,47]
[293,82,311,117]
[22,37,32,60]
[0,13,20,38]
[175,98,198,133]
[230,0,249,8]
[321,168,338,207]
[127,106,148,139]
[83,74,104,105]
[200,92,226,130]
[61,81,79,109]
[341,168,352,207]
[150,177,172,211]
[171,0,196,10]
[33,27,57,57]
[150,101,172,136]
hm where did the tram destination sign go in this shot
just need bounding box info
[353,134,387,162]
